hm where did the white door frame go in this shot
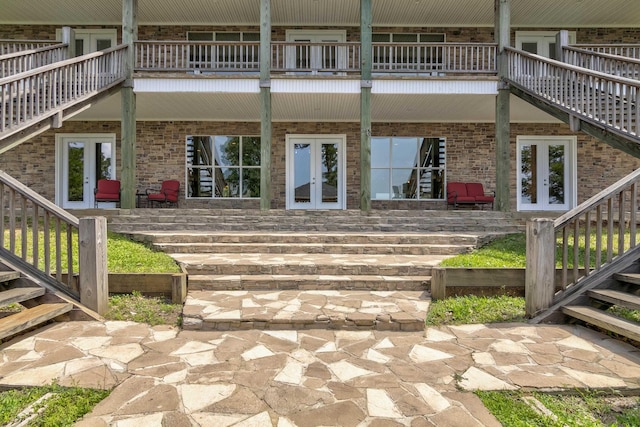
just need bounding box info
[516,135,577,212]
[55,133,117,209]
[286,134,347,210]
[286,30,347,74]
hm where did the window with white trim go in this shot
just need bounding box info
[516,31,576,60]
[186,135,261,199]
[371,137,446,200]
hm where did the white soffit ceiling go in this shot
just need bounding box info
[1,0,639,27]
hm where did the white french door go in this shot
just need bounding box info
[286,30,346,74]
[517,136,576,211]
[56,134,116,209]
[287,135,346,210]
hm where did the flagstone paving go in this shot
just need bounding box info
[1,321,639,426]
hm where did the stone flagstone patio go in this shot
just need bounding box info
[0,321,639,426]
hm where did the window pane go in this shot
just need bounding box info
[371,169,390,199]
[214,136,240,167]
[522,42,538,55]
[215,167,240,197]
[187,136,213,166]
[96,39,112,50]
[187,167,214,197]
[392,168,416,199]
[420,34,445,43]
[67,142,84,202]
[216,33,241,42]
[372,34,390,42]
[419,169,445,199]
[371,137,390,168]
[242,137,261,166]
[520,145,537,204]
[242,168,261,198]
[548,42,558,60]
[96,143,113,181]
[393,34,418,43]
[391,138,418,168]
[548,145,565,204]
[188,32,214,41]
[243,33,260,42]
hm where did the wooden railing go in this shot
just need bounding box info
[573,44,640,60]
[134,40,497,76]
[372,42,497,74]
[135,41,260,72]
[0,170,79,296]
[0,40,59,56]
[0,43,68,78]
[1,45,127,137]
[0,170,108,313]
[506,47,640,142]
[271,42,361,74]
[526,168,640,317]
[563,46,640,80]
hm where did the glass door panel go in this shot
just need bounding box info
[289,137,344,209]
[517,138,573,211]
[58,136,115,209]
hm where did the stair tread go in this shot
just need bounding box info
[588,289,640,311]
[183,289,428,332]
[189,274,430,281]
[562,305,640,343]
[613,273,640,286]
[0,303,73,340]
[0,271,21,283]
[0,287,46,307]
[173,253,447,265]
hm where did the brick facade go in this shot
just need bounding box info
[2,120,639,211]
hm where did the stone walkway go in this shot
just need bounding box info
[1,321,639,426]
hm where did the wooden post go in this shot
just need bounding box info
[171,274,187,304]
[555,30,569,62]
[60,26,75,59]
[121,0,138,209]
[525,219,556,317]
[260,0,272,211]
[79,217,108,315]
[495,0,511,212]
[430,268,446,300]
[360,0,372,211]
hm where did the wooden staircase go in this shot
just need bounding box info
[561,271,640,343]
[0,268,73,342]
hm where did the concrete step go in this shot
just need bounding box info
[132,231,484,246]
[182,289,429,332]
[188,274,429,292]
[154,242,473,255]
[172,253,442,276]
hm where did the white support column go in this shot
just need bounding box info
[60,26,75,59]
[260,0,272,210]
[360,0,372,211]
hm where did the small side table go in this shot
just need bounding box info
[135,190,147,208]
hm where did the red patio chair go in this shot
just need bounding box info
[466,182,495,210]
[446,182,474,209]
[146,180,180,207]
[94,179,120,208]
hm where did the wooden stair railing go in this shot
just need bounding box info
[572,44,640,60]
[563,46,640,81]
[0,170,108,316]
[0,44,127,153]
[526,167,640,321]
[0,43,68,78]
[0,40,60,56]
[505,47,640,154]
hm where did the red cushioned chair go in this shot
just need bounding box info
[466,182,495,210]
[94,179,121,208]
[446,182,475,209]
[146,180,180,207]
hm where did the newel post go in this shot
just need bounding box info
[79,217,109,315]
[525,218,556,317]
[61,26,76,59]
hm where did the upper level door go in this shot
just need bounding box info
[517,136,576,212]
[287,135,346,210]
[56,134,116,209]
[57,29,116,56]
[286,30,346,74]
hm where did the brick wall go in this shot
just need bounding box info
[3,24,640,45]
[2,120,639,211]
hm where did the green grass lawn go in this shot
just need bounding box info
[2,228,180,273]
